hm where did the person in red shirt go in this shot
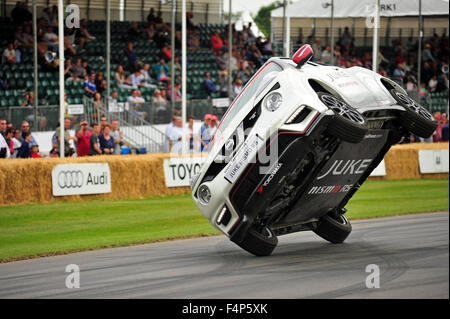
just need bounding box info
[76,120,92,156]
[30,144,42,158]
[211,30,223,54]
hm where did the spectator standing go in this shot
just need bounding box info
[98,124,115,155]
[124,42,140,72]
[164,116,176,152]
[128,22,142,42]
[169,116,184,153]
[76,120,92,157]
[198,114,212,152]
[90,123,102,155]
[11,128,22,158]
[17,131,32,158]
[110,120,124,155]
[0,118,6,137]
[204,72,218,96]
[56,118,76,157]
[19,121,37,149]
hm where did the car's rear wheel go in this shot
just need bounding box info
[313,212,352,244]
[236,225,278,256]
[389,89,438,138]
[318,92,368,143]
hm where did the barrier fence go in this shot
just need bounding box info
[0,142,447,206]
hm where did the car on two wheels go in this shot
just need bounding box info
[190,45,438,256]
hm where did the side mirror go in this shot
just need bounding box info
[292,44,314,69]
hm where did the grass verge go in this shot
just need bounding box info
[0,178,448,262]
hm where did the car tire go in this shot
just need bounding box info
[236,226,278,256]
[313,213,352,244]
[318,92,368,143]
[389,89,438,138]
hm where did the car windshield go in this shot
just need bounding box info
[213,62,282,145]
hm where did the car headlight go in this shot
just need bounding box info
[190,172,201,190]
[198,184,211,205]
[264,92,283,112]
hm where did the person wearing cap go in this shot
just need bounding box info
[198,114,212,152]
[76,120,92,157]
[208,115,218,139]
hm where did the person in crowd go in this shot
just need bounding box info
[128,21,142,42]
[55,118,77,157]
[204,72,218,96]
[90,123,102,155]
[93,93,105,118]
[147,8,157,25]
[145,23,155,42]
[17,131,32,158]
[43,26,58,51]
[164,116,176,153]
[115,65,133,89]
[141,64,157,88]
[127,90,147,121]
[76,120,92,157]
[169,116,184,153]
[0,130,8,158]
[110,120,124,155]
[124,42,140,72]
[30,144,42,158]
[76,19,96,50]
[2,43,17,64]
[208,115,218,140]
[232,79,243,97]
[216,51,227,70]
[152,59,170,82]
[130,69,145,89]
[9,128,21,158]
[95,72,107,95]
[211,30,223,54]
[218,69,230,98]
[84,73,97,98]
[99,116,108,133]
[109,90,119,106]
[187,116,196,153]
[3,128,14,157]
[19,121,38,149]
[198,114,212,152]
[441,113,449,142]
[152,89,169,107]
[0,118,6,137]
[98,124,115,155]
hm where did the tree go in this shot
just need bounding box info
[252,1,285,37]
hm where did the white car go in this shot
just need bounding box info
[190,45,437,256]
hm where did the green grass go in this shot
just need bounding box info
[0,179,448,261]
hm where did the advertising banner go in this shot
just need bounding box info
[52,163,112,196]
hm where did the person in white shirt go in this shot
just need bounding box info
[2,43,16,64]
[44,26,58,50]
[0,131,10,158]
[165,116,176,153]
[170,116,184,153]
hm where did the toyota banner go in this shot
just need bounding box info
[52,163,112,196]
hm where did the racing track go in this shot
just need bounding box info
[0,212,448,299]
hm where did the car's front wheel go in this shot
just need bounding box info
[313,212,352,244]
[389,89,438,138]
[235,225,278,256]
[318,92,368,143]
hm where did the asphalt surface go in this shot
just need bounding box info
[0,212,448,299]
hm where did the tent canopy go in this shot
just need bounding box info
[271,0,449,18]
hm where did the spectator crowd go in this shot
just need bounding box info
[1,3,449,157]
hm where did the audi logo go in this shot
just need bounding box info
[58,170,84,188]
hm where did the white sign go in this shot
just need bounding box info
[418,150,449,174]
[212,98,230,108]
[163,157,206,187]
[109,102,125,113]
[52,163,112,196]
[369,159,386,177]
[68,104,84,115]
